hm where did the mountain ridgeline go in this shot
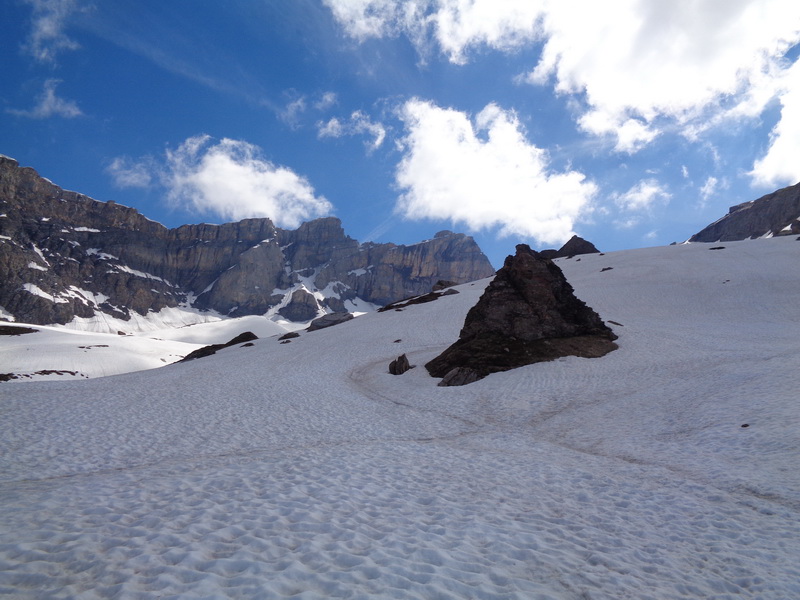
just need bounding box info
[0,156,495,328]
[690,181,800,242]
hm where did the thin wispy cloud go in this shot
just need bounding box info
[394,99,596,246]
[7,79,83,119]
[106,156,155,189]
[317,110,386,152]
[22,0,81,63]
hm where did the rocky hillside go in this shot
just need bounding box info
[690,181,800,242]
[0,156,495,328]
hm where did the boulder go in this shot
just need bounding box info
[307,312,354,331]
[426,244,617,385]
[389,353,413,375]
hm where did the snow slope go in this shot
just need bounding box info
[0,315,297,381]
[1,237,799,599]
[0,324,202,381]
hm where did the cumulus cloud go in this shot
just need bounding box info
[394,99,597,245]
[524,1,800,152]
[613,179,671,212]
[317,110,386,152]
[109,136,333,228]
[749,60,800,188]
[7,79,82,119]
[324,0,800,156]
[22,0,81,63]
[165,136,333,227]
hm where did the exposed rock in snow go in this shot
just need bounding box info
[427,244,617,385]
[539,234,600,259]
[307,312,354,331]
[388,353,413,375]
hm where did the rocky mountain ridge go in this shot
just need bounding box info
[690,181,800,242]
[0,156,495,329]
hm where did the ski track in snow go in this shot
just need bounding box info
[1,237,799,599]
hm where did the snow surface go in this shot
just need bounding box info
[1,238,799,599]
[0,323,202,381]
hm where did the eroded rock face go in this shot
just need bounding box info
[426,244,617,385]
[690,181,800,242]
[278,289,321,322]
[0,156,495,327]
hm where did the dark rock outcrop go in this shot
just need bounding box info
[0,325,38,336]
[388,353,413,375]
[0,156,495,327]
[426,244,617,386]
[178,331,258,362]
[539,235,600,259]
[278,289,321,322]
[690,182,800,242]
[307,312,354,331]
[378,287,460,312]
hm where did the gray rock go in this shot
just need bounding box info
[427,244,617,385]
[307,312,354,331]
[278,289,321,322]
[540,235,600,259]
[0,156,495,326]
[389,353,413,375]
[438,367,481,387]
[690,181,800,242]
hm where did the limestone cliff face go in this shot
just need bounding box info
[690,182,800,242]
[0,156,495,327]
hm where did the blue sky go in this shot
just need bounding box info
[3,0,799,267]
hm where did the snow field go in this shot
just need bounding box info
[1,237,799,598]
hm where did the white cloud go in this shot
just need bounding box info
[280,96,307,128]
[325,1,800,154]
[314,92,338,111]
[613,179,671,212]
[317,110,386,152]
[699,176,719,204]
[322,0,424,41]
[164,136,333,228]
[22,0,81,63]
[394,99,597,245]
[106,156,154,189]
[525,0,800,152]
[318,117,345,138]
[110,137,333,228]
[749,59,800,188]
[7,79,82,119]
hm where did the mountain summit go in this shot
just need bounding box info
[0,156,495,329]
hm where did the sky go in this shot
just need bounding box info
[2,0,800,267]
